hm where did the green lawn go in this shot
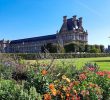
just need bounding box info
[28,57,110,71]
[71,57,110,70]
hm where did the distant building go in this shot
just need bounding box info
[0,15,88,53]
[106,45,110,52]
[108,45,110,51]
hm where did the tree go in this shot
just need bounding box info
[94,44,100,49]
[90,45,101,53]
[64,43,75,53]
[85,45,91,52]
[56,43,65,53]
[64,43,80,53]
[41,43,57,53]
[74,43,79,52]
[79,44,85,52]
[100,45,105,53]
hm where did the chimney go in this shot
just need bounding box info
[63,16,67,23]
[78,17,83,28]
[72,15,77,21]
[79,17,82,21]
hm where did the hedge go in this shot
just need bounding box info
[1,53,110,60]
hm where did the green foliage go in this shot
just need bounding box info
[64,43,76,52]
[90,48,100,53]
[100,45,105,53]
[79,44,85,52]
[41,43,57,53]
[85,44,91,52]
[4,52,110,60]
[64,43,81,53]
[0,79,42,100]
[0,64,13,79]
[57,44,65,53]
[90,45,101,53]
[24,64,50,95]
[64,43,104,53]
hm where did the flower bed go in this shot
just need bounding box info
[0,56,110,100]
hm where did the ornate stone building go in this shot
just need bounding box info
[0,15,88,53]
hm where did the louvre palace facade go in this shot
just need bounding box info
[0,15,88,53]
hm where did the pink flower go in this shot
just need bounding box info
[96,71,105,76]
[79,74,87,80]
[88,67,95,71]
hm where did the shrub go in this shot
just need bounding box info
[7,53,110,59]
[0,79,42,100]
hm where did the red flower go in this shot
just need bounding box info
[96,71,105,76]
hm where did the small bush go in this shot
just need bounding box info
[0,79,42,100]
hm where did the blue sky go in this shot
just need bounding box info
[0,0,110,47]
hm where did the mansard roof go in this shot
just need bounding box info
[67,18,76,30]
[10,34,56,44]
[59,18,76,33]
[59,17,81,33]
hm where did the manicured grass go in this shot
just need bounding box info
[28,57,110,71]
[72,57,110,70]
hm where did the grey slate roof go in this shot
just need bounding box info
[60,18,79,32]
[67,18,80,30]
[10,34,56,44]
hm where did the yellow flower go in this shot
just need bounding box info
[62,75,67,79]
[73,90,77,94]
[62,86,67,91]
[65,78,71,83]
[61,95,63,99]
[51,88,57,96]
[54,80,59,83]
[62,75,71,83]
